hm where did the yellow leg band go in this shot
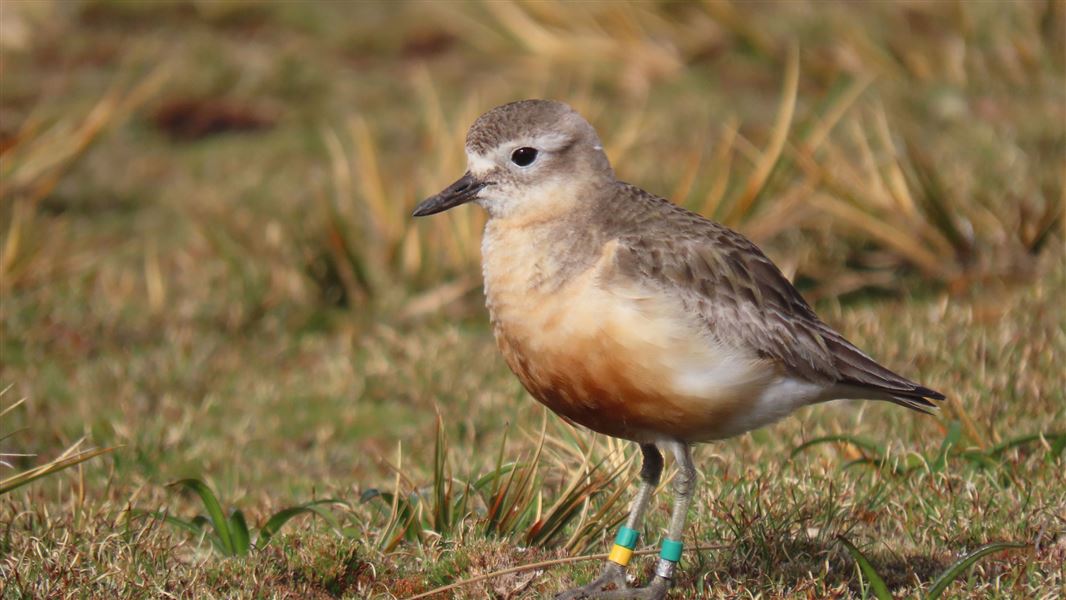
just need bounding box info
[608,544,634,566]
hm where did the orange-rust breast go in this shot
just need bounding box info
[493,326,711,441]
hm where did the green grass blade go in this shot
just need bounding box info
[364,484,421,548]
[495,423,546,536]
[433,415,450,533]
[483,470,515,537]
[988,432,1066,458]
[959,450,1001,470]
[257,499,345,547]
[404,491,425,541]
[842,457,885,472]
[360,488,388,503]
[228,509,251,555]
[487,425,510,504]
[838,535,894,600]
[931,421,962,473]
[925,542,1028,600]
[454,478,472,533]
[471,462,518,492]
[168,478,234,556]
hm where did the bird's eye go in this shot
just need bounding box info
[510,147,538,167]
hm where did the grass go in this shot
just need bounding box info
[838,536,1031,600]
[1,0,1064,598]
[130,478,347,557]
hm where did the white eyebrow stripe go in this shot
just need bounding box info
[530,132,570,151]
[466,131,572,175]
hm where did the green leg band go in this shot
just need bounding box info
[614,526,639,550]
[659,538,683,562]
[655,539,683,579]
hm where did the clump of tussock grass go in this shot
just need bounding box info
[359,417,634,555]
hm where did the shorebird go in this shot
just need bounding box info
[412,99,943,599]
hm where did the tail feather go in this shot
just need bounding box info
[820,328,945,413]
[886,390,941,414]
[830,382,945,414]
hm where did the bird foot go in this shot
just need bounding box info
[554,563,627,600]
[555,566,670,600]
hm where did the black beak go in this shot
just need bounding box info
[412,172,489,217]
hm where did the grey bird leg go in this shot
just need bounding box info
[635,441,696,597]
[627,444,665,532]
[554,444,663,600]
[559,441,696,600]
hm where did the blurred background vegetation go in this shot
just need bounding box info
[1,1,1063,598]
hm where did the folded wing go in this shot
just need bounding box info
[607,185,944,412]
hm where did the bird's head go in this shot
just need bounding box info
[413,99,614,220]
